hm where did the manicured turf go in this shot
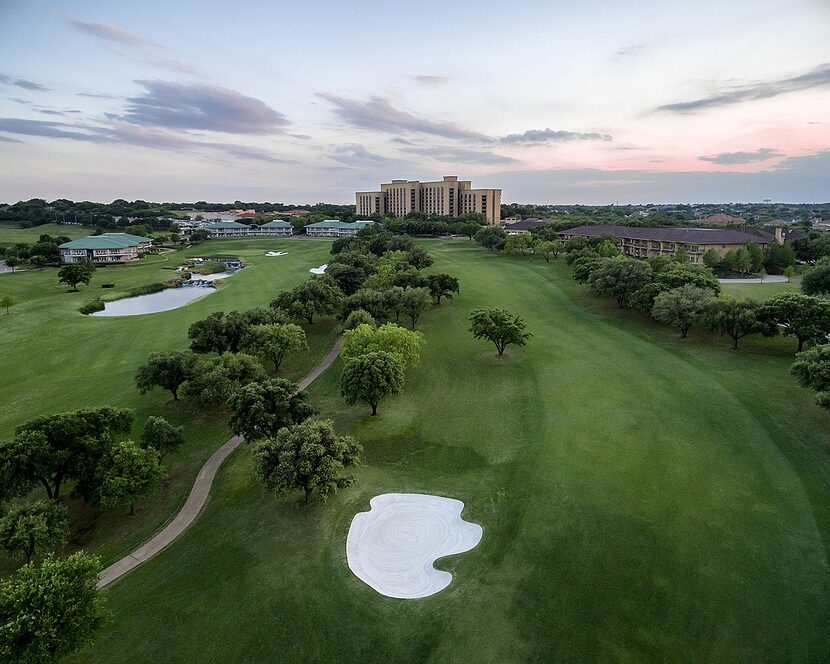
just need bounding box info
[0,222,92,245]
[0,238,335,567]
[59,240,830,663]
[720,276,802,301]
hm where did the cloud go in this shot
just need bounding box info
[413,75,449,86]
[70,20,156,46]
[613,44,644,60]
[330,143,396,167]
[698,147,784,165]
[78,92,117,99]
[147,57,198,75]
[0,135,23,143]
[317,93,487,141]
[398,145,517,164]
[120,80,289,134]
[1,74,49,92]
[0,118,107,142]
[391,137,413,145]
[657,63,830,113]
[498,128,612,144]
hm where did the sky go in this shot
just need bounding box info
[0,0,829,205]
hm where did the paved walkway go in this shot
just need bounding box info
[97,337,343,588]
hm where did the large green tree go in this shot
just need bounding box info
[242,322,307,372]
[801,258,830,296]
[468,307,532,356]
[94,441,163,514]
[758,292,830,352]
[271,275,342,324]
[400,286,432,329]
[425,273,460,304]
[0,407,134,501]
[0,552,106,663]
[587,258,653,307]
[135,349,196,401]
[651,285,713,338]
[340,351,405,415]
[253,419,362,503]
[342,323,425,368]
[474,225,506,251]
[791,344,830,409]
[140,416,184,460]
[182,352,265,407]
[57,261,95,291]
[704,298,762,349]
[227,379,316,442]
[0,500,69,563]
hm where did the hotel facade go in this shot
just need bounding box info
[356,176,502,225]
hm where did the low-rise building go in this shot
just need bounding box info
[58,233,153,264]
[559,225,775,263]
[258,220,294,236]
[204,221,251,237]
[305,220,375,237]
[504,219,550,235]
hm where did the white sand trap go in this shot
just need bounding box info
[265,251,287,256]
[346,493,482,599]
[309,263,328,274]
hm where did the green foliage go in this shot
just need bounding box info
[271,275,342,324]
[425,273,460,304]
[468,307,532,356]
[400,286,432,329]
[571,256,604,283]
[4,256,21,272]
[793,231,830,263]
[341,309,376,331]
[801,257,830,296]
[0,500,69,563]
[758,292,830,353]
[340,288,389,323]
[474,225,507,251]
[93,440,163,513]
[702,249,720,269]
[324,263,366,295]
[503,234,536,256]
[242,323,307,372]
[673,246,689,264]
[342,323,425,368]
[227,379,316,442]
[380,286,405,323]
[0,552,106,663]
[791,344,830,408]
[253,419,361,503]
[764,241,796,274]
[587,258,653,308]
[407,245,433,269]
[58,261,95,291]
[534,240,562,262]
[182,352,266,407]
[187,308,287,354]
[703,298,762,349]
[651,285,714,338]
[744,242,765,272]
[140,416,184,459]
[340,351,405,415]
[78,298,105,315]
[0,295,18,314]
[135,349,196,401]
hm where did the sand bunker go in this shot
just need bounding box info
[265,251,287,257]
[346,493,482,599]
[309,264,328,274]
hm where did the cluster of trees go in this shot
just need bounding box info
[700,241,795,276]
[0,198,178,231]
[0,233,73,267]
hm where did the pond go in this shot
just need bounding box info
[89,287,216,317]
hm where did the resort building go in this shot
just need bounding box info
[504,219,550,235]
[258,220,294,236]
[559,225,775,264]
[58,233,153,264]
[356,176,502,225]
[305,220,375,237]
[204,221,251,237]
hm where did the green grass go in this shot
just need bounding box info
[58,240,830,663]
[0,238,335,567]
[0,222,92,246]
[721,276,801,301]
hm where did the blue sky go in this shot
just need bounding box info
[0,0,828,204]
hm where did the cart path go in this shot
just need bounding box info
[97,337,343,588]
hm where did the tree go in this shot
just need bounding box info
[425,273,460,304]
[4,255,22,274]
[342,323,425,368]
[572,256,604,284]
[474,225,506,251]
[182,352,265,407]
[242,323,307,372]
[704,298,762,349]
[468,307,532,356]
[702,249,720,269]
[745,241,765,272]
[227,379,316,442]
[758,292,830,352]
[407,245,433,269]
[535,240,562,263]
[791,344,830,409]
[140,416,184,460]
[587,258,653,307]
[0,407,134,501]
[400,286,432,329]
[732,247,752,274]
[802,258,830,296]
[380,286,405,322]
[28,255,48,270]
[0,295,16,315]
[0,500,69,563]
[340,351,405,415]
[58,261,95,291]
[651,285,713,338]
[673,246,689,264]
[94,441,163,514]
[784,265,795,282]
[271,276,342,324]
[504,234,536,257]
[341,288,389,323]
[0,552,106,663]
[341,309,376,331]
[325,263,366,295]
[764,241,796,274]
[135,350,196,401]
[253,419,361,503]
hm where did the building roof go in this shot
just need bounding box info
[204,221,249,229]
[560,224,774,245]
[58,233,152,250]
[260,220,293,228]
[701,213,745,224]
[504,218,549,231]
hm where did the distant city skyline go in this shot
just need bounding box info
[0,0,828,204]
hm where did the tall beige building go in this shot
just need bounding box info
[356,176,502,225]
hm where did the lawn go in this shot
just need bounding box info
[63,240,830,663]
[0,222,92,246]
[0,238,335,568]
[721,276,801,301]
